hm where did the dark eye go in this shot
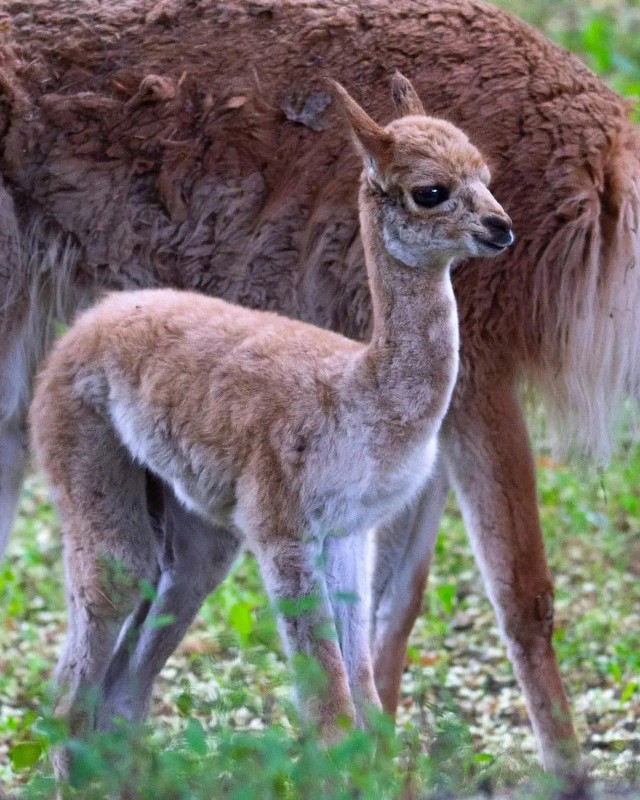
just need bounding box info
[411,185,450,208]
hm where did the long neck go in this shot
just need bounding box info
[347,189,459,444]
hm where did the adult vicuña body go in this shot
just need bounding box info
[30,76,512,764]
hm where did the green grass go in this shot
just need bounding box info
[2,438,639,796]
[2,1,640,797]
[494,0,640,105]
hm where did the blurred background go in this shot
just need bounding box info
[499,0,640,106]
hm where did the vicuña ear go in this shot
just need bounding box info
[328,79,392,175]
[391,71,426,117]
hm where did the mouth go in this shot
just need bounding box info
[475,236,512,253]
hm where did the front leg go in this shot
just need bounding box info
[443,373,579,772]
[371,459,450,714]
[324,530,381,727]
[252,533,356,740]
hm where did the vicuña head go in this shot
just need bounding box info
[330,72,514,269]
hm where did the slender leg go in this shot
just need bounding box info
[0,317,46,558]
[371,458,450,714]
[442,375,578,771]
[46,414,160,778]
[0,408,28,558]
[324,530,381,727]
[0,181,31,560]
[250,528,355,740]
[99,486,242,726]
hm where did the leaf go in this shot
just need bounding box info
[621,682,638,703]
[144,613,176,629]
[185,718,207,756]
[330,591,359,605]
[9,740,43,770]
[229,601,254,645]
[277,594,320,618]
[176,691,195,717]
[139,579,158,601]
[607,660,623,683]
[581,14,613,72]
[436,583,456,615]
[33,716,68,745]
[313,621,338,641]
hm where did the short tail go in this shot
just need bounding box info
[529,124,640,461]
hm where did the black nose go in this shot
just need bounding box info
[481,215,514,247]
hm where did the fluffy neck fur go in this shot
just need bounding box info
[347,179,459,443]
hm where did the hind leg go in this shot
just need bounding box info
[0,315,52,557]
[99,485,242,725]
[443,378,577,771]
[0,406,28,558]
[45,415,160,776]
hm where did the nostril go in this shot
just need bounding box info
[482,215,510,234]
[481,215,514,246]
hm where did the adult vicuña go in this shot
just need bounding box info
[30,75,513,761]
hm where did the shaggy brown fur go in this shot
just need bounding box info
[0,0,638,770]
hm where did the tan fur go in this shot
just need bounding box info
[30,79,512,769]
[2,0,638,769]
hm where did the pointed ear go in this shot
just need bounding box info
[391,71,426,118]
[327,79,392,174]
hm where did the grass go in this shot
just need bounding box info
[2,1,640,797]
[2,437,640,796]
[494,0,640,105]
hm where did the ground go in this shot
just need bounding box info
[1,427,639,793]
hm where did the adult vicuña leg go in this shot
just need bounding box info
[443,376,578,772]
[0,317,47,557]
[371,460,450,715]
[99,483,242,726]
[0,406,27,559]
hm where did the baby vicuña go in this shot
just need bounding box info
[30,74,513,758]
